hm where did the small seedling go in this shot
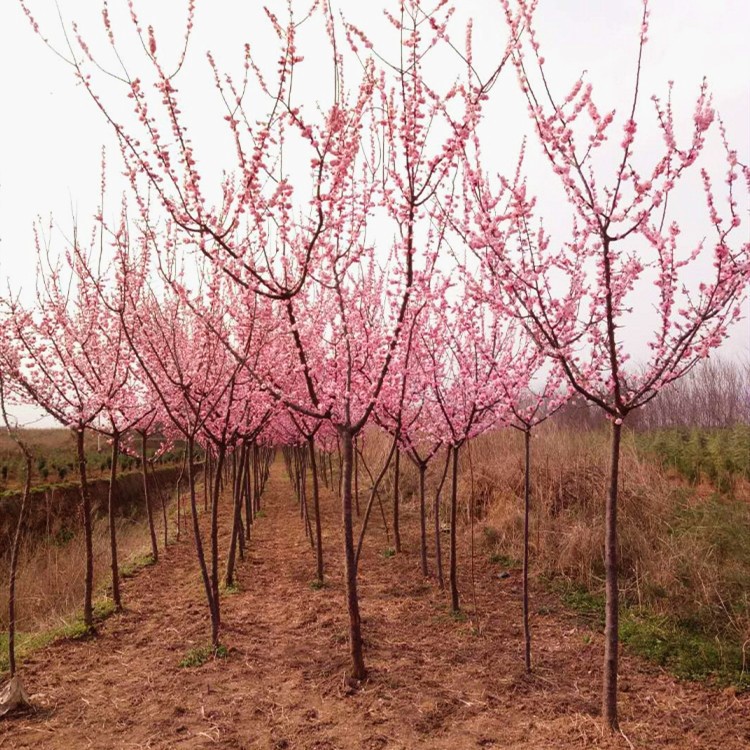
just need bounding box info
[179,644,228,668]
[382,547,395,558]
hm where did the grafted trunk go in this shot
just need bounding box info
[76,427,95,630]
[141,432,158,563]
[449,444,460,613]
[603,420,622,729]
[340,428,366,679]
[108,432,122,610]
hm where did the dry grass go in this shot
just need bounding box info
[0,512,159,633]
[463,425,750,642]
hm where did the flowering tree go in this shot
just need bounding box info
[495,345,568,672]
[420,287,511,612]
[1,228,136,631]
[467,0,750,728]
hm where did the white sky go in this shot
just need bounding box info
[1,0,748,426]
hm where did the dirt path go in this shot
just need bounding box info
[1,461,748,749]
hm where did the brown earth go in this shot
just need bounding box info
[1,461,748,749]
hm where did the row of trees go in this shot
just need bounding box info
[1,0,748,731]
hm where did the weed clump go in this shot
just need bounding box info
[179,644,228,668]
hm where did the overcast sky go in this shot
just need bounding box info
[1,0,748,426]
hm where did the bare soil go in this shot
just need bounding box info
[1,462,748,749]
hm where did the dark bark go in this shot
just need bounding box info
[449,444,460,613]
[252,443,260,514]
[603,420,622,729]
[76,427,95,630]
[141,432,158,563]
[523,428,531,673]
[108,432,122,610]
[392,447,401,553]
[210,444,226,640]
[434,448,451,590]
[354,436,360,516]
[245,441,254,538]
[308,435,324,583]
[418,462,428,577]
[204,449,211,513]
[340,428,366,679]
[148,460,169,549]
[187,438,220,648]
[226,443,247,587]
[175,448,187,543]
[320,449,329,488]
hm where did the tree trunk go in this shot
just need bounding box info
[141,433,158,563]
[108,432,122,610]
[308,435,324,583]
[176,448,187,542]
[252,442,260,514]
[210,443,226,640]
[392,447,401,553]
[226,443,247,587]
[320,448,328,488]
[76,427,95,630]
[148,461,168,549]
[6,452,31,676]
[449,444,460,613]
[418,462,428,577]
[187,438,219,649]
[434,448,450,590]
[340,428,366,680]
[354,436,360,516]
[204,449,211,513]
[603,419,622,730]
[523,428,531,673]
[245,441,254,538]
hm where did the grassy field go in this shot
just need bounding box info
[636,425,750,493]
[0,428,185,493]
